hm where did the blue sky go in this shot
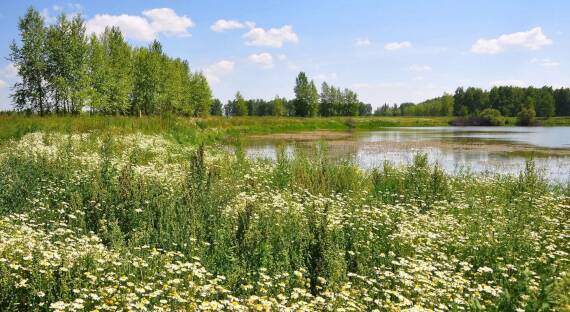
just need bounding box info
[0,1,569,110]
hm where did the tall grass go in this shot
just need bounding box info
[0,131,568,310]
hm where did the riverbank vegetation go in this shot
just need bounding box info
[0,114,454,145]
[0,130,568,311]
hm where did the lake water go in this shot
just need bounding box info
[243,127,570,182]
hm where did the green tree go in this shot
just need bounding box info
[44,14,89,114]
[319,82,332,116]
[188,72,212,116]
[273,96,285,116]
[554,88,570,116]
[131,41,163,116]
[535,87,555,117]
[210,98,223,116]
[99,27,132,114]
[86,34,106,113]
[293,72,318,117]
[45,14,70,114]
[234,91,248,116]
[9,7,48,114]
[517,97,537,126]
[343,89,360,116]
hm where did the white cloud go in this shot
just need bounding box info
[314,73,337,81]
[53,3,82,12]
[531,58,560,68]
[210,19,244,32]
[243,25,298,48]
[408,64,432,72]
[384,41,412,51]
[86,8,194,41]
[490,80,527,87]
[142,8,193,37]
[204,60,235,84]
[248,53,274,69]
[471,27,552,54]
[355,38,371,47]
[277,54,287,61]
[0,63,19,91]
[41,3,83,24]
[41,8,57,24]
[1,63,18,79]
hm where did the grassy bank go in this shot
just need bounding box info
[0,131,568,310]
[2,115,570,145]
[0,115,453,144]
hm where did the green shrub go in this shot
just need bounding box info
[479,108,505,126]
[517,107,537,126]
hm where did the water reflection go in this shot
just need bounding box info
[243,127,570,182]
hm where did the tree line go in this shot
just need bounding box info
[219,72,372,117]
[374,86,570,119]
[9,7,212,116]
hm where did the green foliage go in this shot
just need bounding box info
[272,96,285,116]
[0,131,568,310]
[386,94,454,117]
[517,106,537,126]
[234,91,248,116]
[479,108,505,126]
[8,7,213,117]
[210,98,223,116]
[9,7,48,115]
[293,72,319,117]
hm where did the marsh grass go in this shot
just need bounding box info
[0,131,568,310]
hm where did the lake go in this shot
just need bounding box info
[243,127,570,182]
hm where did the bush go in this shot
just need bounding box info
[517,107,537,126]
[478,108,505,126]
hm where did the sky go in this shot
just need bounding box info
[0,0,569,110]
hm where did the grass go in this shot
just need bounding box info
[0,115,454,145]
[540,116,570,126]
[0,130,568,311]
[2,114,570,146]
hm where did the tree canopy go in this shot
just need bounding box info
[9,7,212,116]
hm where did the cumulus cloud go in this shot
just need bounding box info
[211,19,245,32]
[471,27,552,54]
[409,64,432,72]
[355,38,371,47]
[243,25,298,48]
[86,8,194,41]
[204,60,235,84]
[142,8,194,37]
[384,41,412,51]
[531,58,560,68]
[248,53,274,69]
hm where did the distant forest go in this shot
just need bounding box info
[7,7,570,120]
[375,86,570,118]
